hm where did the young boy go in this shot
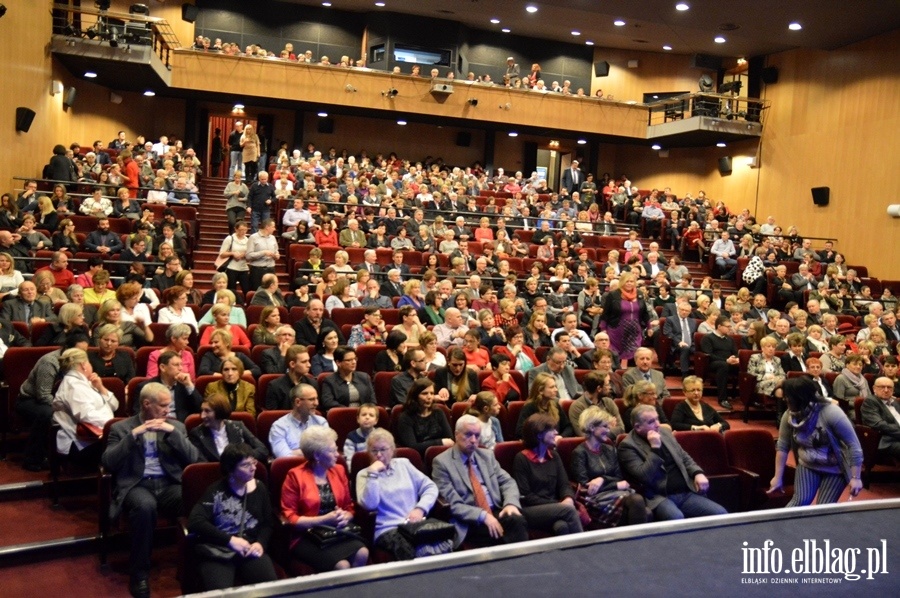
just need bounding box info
[343,403,380,461]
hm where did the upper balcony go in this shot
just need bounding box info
[50,5,769,148]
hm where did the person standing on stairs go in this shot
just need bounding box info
[224,170,249,233]
[247,171,275,233]
[219,220,251,298]
[228,121,244,177]
[246,219,279,291]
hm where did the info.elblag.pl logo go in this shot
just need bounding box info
[741,539,889,584]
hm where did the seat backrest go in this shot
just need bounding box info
[268,456,307,510]
[255,374,282,411]
[423,444,452,477]
[2,346,59,410]
[724,428,777,479]
[354,344,385,376]
[503,401,526,440]
[662,398,685,421]
[673,430,730,474]
[493,440,525,476]
[372,371,400,408]
[184,413,202,433]
[330,307,366,327]
[180,463,223,516]
[395,447,425,472]
[125,376,150,415]
[256,410,290,452]
[134,345,164,377]
[854,397,865,425]
[100,377,128,417]
[556,436,586,481]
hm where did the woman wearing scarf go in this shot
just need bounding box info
[599,272,649,369]
[832,354,869,416]
[769,377,863,506]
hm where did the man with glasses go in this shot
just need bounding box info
[390,349,428,406]
[861,377,900,460]
[320,346,376,413]
[134,351,202,422]
[260,325,296,374]
[348,307,388,348]
[526,346,583,401]
[269,383,329,458]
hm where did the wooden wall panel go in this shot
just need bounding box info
[590,48,700,103]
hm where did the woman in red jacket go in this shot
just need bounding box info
[280,427,368,571]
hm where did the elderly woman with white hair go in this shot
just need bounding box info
[280,426,369,572]
[52,348,119,462]
[356,429,451,560]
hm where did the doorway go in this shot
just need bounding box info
[207,115,257,178]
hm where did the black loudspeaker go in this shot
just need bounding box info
[182,4,199,23]
[691,53,723,71]
[812,186,830,206]
[456,132,471,147]
[717,156,732,175]
[317,118,334,134]
[15,107,36,133]
[594,61,610,77]
[761,66,779,84]
[63,87,77,108]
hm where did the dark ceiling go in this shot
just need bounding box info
[282,0,900,58]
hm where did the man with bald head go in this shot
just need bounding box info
[433,308,468,349]
[1,281,57,325]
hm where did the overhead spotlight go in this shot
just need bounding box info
[718,80,742,94]
[108,27,119,48]
[86,27,98,39]
[467,98,478,106]
[64,24,79,37]
[698,74,714,92]
[95,0,112,10]
[345,84,357,92]
[382,88,398,97]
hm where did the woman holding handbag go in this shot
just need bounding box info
[218,221,251,297]
[570,406,649,527]
[187,443,277,590]
[356,429,453,560]
[280,426,369,571]
[52,348,119,465]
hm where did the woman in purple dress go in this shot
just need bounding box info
[599,272,649,369]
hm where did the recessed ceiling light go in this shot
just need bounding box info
[143,90,155,96]
[577,139,587,145]
[397,120,407,125]
[662,45,672,51]
[84,71,97,78]
[375,2,385,7]
[789,22,802,31]
[716,142,727,147]
[322,1,332,6]
[651,144,661,150]
[508,132,519,137]
[501,28,511,33]
[676,3,690,11]
[490,18,500,24]
[233,104,244,110]
[714,36,726,43]
[614,20,626,27]
[317,112,328,117]
[585,40,594,46]
[525,5,538,13]
[571,31,580,36]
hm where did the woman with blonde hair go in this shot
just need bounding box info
[94,299,152,348]
[33,270,67,304]
[52,347,118,462]
[599,271,649,369]
[198,328,261,378]
[240,123,260,181]
[203,355,258,416]
[200,303,251,348]
[83,269,117,305]
[36,195,59,231]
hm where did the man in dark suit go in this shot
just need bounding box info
[663,302,698,377]
[380,269,406,299]
[746,294,770,323]
[699,316,739,410]
[249,273,286,307]
[618,404,727,521]
[431,414,528,547]
[134,351,203,422]
[292,299,343,346]
[0,317,31,376]
[265,345,318,410]
[861,377,900,460]
[388,250,412,280]
[102,382,199,598]
[0,281,57,326]
[390,349,427,406]
[880,311,900,343]
[84,217,125,255]
[356,249,384,282]
[560,160,582,195]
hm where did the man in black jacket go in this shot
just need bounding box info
[699,316,739,410]
[134,351,202,422]
[291,298,343,346]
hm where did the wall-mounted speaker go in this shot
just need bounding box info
[761,66,779,85]
[182,4,199,23]
[717,156,732,176]
[812,186,830,206]
[593,61,610,77]
[455,132,471,147]
[63,87,77,108]
[691,53,723,71]
[316,118,334,134]
[15,107,36,133]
